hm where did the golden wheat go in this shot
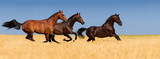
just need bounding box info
[0,35,160,59]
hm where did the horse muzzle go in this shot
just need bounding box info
[81,22,85,25]
[119,22,122,26]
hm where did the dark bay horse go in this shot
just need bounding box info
[52,13,84,42]
[2,11,67,43]
[77,14,122,42]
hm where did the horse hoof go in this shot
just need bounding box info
[49,40,52,42]
[92,40,95,41]
[63,39,71,42]
[87,40,91,42]
[63,39,66,41]
[31,40,35,41]
[73,40,75,42]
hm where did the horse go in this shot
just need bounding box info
[2,10,67,43]
[77,14,122,42]
[51,13,84,43]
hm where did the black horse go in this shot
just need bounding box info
[51,13,85,42]
[77,14,122,42]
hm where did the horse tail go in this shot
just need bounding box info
[77,27,87,38]
[2,19,22,30]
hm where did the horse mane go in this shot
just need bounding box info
[47,11,60,20]
[60,13,78,23]
[68,13,78,21]
[104,15,114,23]
[102,14,118,26]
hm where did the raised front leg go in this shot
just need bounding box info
[63,34,72,42]
[72,32,77,40]
[113,34,121,41]
[70,32,77,42]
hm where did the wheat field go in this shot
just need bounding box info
[0,35,160,59]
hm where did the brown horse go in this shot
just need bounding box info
[77,14,122,42]
[2,11,67,43]
[52,13,84,43]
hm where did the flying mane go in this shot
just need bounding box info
[68,13,78,20]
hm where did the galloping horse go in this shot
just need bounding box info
[2,11,67,43]
[52,13,84,42]
[77,14,122,42]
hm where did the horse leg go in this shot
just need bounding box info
[86,32,95,42]
[25,33,35,41]
[51,34,60,43]
[63,34,72,42]
[48,34,52,42]
[43,33,50,43]
[92,38,96,41]
[71,32,77,40]
[70,32,77,42]
[87,37,95,42]
[113,34,121,41]
[87,38,92,42]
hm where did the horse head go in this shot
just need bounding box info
[112,14,122,26]
[75,13,85,25]
[57,10,67,22]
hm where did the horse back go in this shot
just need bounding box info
[87,26,113,38]
[22,19,52,34]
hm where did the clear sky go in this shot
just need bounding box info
[0,0,160,35]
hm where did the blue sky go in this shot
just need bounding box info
[0,0,160,35]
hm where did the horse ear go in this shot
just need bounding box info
[61,10,63,12]
[77,12,80,15]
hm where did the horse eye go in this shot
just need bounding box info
[62,15,64,17]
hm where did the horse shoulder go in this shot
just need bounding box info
[54,24,63,34]
[105,26,115,33]
[54,24,62,31]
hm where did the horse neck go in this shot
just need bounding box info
[67,17,77,28]
[47,15,59,26]
[102,18,115,29]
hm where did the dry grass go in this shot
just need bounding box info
[0,35,160,59]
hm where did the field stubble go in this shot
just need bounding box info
[0,35,160,59]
